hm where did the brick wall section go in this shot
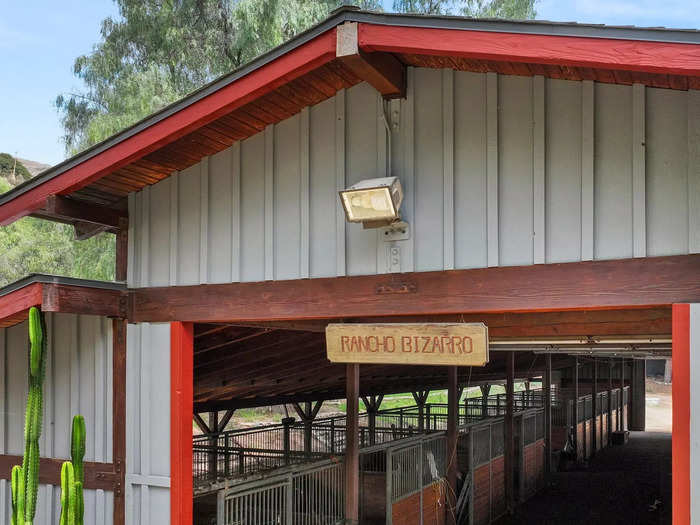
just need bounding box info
[391,482,446,525]
[361,472,386,522]
[523,440,545,498]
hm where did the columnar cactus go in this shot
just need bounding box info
[11,306,46,525]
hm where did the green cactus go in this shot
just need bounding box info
[11,306,46,525]
[59,462,75,525]
[68,415,85,525]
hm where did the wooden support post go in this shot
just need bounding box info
[412,390,429,431]
[574,357,579,460]
[544,354,552,475]
[480,384,491,418]
[293,400,323,456]
[115,217,128,282]
[282,417,294,465]
[447,366,459,525]
[362,395,384,446]
[112,319,127,525]
[505,352,515,514]
[592,358,598,454]
[346,364,360,525]
[631,359,646,431]
[608,358,614,442]
[207,411,219,479]
[620,358,626,431]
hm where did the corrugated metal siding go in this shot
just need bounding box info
[128,68,700,287]
[126,323,170,525]
[0,313,114,525]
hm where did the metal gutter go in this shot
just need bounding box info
[0,274,126,298]
[1,7,697,209]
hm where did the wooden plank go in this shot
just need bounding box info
[486,72,499,267]
[581,80,595,261]
[326,323,488,366]
[130,254,700,323]
[632,83,646,258]
[0,456,118,491]
[533,75,546,264]
[358,24,700,77]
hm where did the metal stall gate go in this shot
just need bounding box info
[216,458,345,525]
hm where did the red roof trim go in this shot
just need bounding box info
[0,28,337,226]
[358,23,700,76]
[0,283,42,326]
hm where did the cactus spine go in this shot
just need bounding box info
[11,306,46,525]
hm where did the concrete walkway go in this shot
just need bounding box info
[496,432,671,525]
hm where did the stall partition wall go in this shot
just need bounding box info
[0,313,114,524]
[128,69,700,289]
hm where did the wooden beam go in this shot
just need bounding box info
[544,355,552,475]
[0,455,117,491]
[33,195,127,230]
[130,255,700,323]
[345,363,360,524]
[0,283,42,327]
[115,217,128,282]
[337,22,405,99]
[358,23,700,77]
[42,283,126,318]
[193,413,210,434]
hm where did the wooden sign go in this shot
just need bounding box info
[326,323,488,366]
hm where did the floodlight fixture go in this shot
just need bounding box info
[339,176,403,229]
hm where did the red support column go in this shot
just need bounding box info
[672,304,690,525]
[345,364,360,524]
[446,366,459,525]
[171,322,194,525]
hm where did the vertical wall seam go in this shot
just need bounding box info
[581,81,595,261]
[70,315,80,421]
[199,157,209,284]
[300,107,310,279]
[169,174,179,286]
[443,68,455,270]
[632,83,646,258]
[403,68,415,273]
[231,143,242,281]
[486,72,499,267]
[264,125,275,280]
[139,187,150,287]
[533,75,546,265]
[127,193,136,286]
[689,90,700,254]
[335,90,347,277]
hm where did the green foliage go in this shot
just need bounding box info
[393,0,536,17]
[12,307,47,525]
[0,153,31,185]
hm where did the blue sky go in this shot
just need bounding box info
[1,0,698,167]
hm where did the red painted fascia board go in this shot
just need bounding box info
[672,304,690,525]
[170,322,194,525]
[358,23,700,76]
[0,283,43,324]
[0,28,337,226]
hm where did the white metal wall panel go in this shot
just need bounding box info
[0,313,114,525]
[126,322,170,525]
[128,68,700,288]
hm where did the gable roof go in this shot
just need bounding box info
[2,7,699,227]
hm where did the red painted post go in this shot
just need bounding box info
[672,304,690,525]
[171,322,194,525]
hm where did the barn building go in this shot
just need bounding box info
[0,7,698,524]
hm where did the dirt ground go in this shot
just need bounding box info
[645,379,672,433]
